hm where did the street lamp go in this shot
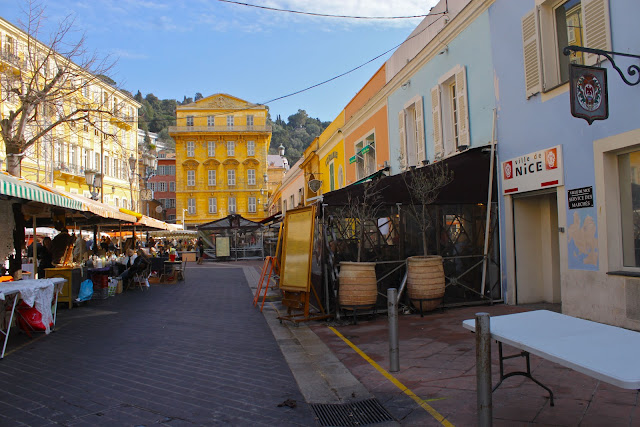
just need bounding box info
[128,154,137,211]
[182,208,188,230]
[84,169,102,201]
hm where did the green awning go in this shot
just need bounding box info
[0,173,83,211]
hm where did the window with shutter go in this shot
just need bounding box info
[209,197,217,214]
[434,65,470,157]
[248,169,256,185]
[401,96,426,168]
[228,197,236,214]
[208,170,216,186]
[398,110,407,169]
[187,170,195,187]
[431,86,443,159]
[521,0,610,96]
[227,169,235,186]
[208,141,215,157]
[248,197,256,213]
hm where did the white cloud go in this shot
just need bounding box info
[111,49,149,60]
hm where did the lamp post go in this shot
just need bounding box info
[84,169,102,201]
[182,208,188,230]
[128,155,137,211]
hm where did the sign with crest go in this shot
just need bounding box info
[569,64,608,125]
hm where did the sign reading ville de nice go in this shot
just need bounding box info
[502,145,564,195]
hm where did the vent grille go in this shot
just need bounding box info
[310,398,395,426]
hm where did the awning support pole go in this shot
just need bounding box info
[33,216,38,279]
[481,109,497,296]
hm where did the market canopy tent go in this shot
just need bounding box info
[322,146,494,207]
[198,214,262,231]
[0,172,82,211]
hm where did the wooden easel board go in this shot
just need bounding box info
[280,205,315,293]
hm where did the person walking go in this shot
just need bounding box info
[197,238,204,264]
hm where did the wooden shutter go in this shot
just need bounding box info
[415,97,426,164]
[398,110,406,170]
[582,0,611,66]
[522,9,541,98]
[431,86,443,159]
[455,66,470,149]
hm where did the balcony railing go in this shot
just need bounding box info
[54,162,84,176]
[168,125,272,133]
[0,50,25,68]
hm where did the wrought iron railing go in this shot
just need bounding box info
[168,125,272,133]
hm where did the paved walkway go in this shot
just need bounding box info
[0,263,316,426]
[310,305,640,426]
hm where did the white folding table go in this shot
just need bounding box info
[463,310,640,405]
[0,278,66,359]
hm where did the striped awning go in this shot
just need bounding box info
[0,172,83,211]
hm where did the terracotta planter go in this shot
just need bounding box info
[406,255,445,311]
[338,261,377,309]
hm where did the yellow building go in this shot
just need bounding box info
[299,111,346,204]
[0,17,140,209]
[169,94,271,227]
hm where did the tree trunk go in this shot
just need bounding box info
[6,153,21,177]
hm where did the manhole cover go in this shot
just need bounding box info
[310,398,395,426]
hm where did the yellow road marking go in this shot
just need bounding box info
[328,326,455,427]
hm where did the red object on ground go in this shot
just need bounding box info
[16,302,52,337]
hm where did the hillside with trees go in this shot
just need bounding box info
[133,92,329,163]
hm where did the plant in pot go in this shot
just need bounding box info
[332,180,384,311]
[402,161,453,312]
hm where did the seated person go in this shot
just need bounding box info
[117,249,150,287]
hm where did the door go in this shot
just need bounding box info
[513,192,561,304]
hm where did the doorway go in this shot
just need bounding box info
[513,191,561,304]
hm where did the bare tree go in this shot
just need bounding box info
[333,180,385,262]
[402,162,453,256]
[0,0,121,177]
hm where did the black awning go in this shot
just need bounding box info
[322,146,495,207]
[198,214,262,230]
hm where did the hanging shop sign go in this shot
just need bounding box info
[570,64,608,125]
[502,145,564,195]
[568,186,594,209]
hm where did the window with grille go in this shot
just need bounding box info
[187,170,195,187]
[186,116,194,127]
[159,182,167,192]
[207,116,215,127]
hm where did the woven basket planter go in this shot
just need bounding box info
[338,261,377,309]
[406,255,445,311]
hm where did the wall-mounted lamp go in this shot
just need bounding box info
[278,144,285,157]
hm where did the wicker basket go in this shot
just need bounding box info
[407,255,445,311]
[338,262,377,309]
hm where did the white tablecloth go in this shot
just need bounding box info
[0,278,65,334]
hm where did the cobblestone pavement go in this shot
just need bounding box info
[0,263,316,426]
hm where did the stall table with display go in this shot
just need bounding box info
[0,278,66,358]
[44,267,85,309]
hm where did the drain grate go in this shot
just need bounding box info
[310,398,395,426]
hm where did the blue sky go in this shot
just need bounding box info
[1,0,438,123]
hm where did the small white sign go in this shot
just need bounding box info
[502,145,564,195]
